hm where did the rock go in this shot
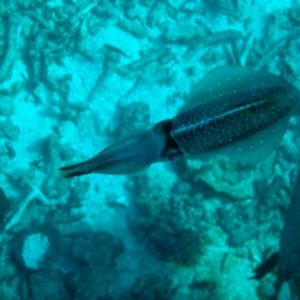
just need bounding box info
[164,23,201,43]
[65,266,114,300]
[10,226,61,272]
[0,98,14,116]
[128,171,204,266]
[112,101,150,137]
[123,273,175,300]
[179,154,276,200]
[167,0,184,9]
[71,230,124,270]
[0,118,20,140]
[29,270,71,300]
[0,187,10,224]
[217,203,257,247]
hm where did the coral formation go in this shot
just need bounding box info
[123,273,176,300]
[0,0,300,299]
[10,227,61,272]
[71,230,124,269]
[0,187,11,224]
[111,101,150,137]
[29,270,70,300]
[128,172,204,266]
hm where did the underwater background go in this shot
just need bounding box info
[1,0,300,299]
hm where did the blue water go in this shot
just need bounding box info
[0,1,300,299]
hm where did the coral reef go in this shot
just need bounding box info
[29,270,70,300]
[128,171,204,266]
[65,266,114,300]
[0,187,11,224]
[123,273,176,300]
[63,230,124,299]
[10,227,61,272]
[110,101,150,137]
[71,230,124,269]
[0,0,299,299]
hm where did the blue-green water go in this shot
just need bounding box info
[0,1,300,299]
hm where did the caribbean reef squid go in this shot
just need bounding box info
[60,66,300,177]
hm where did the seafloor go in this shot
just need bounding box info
[0,0,300,299]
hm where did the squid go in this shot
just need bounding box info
[60,66,300,177]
